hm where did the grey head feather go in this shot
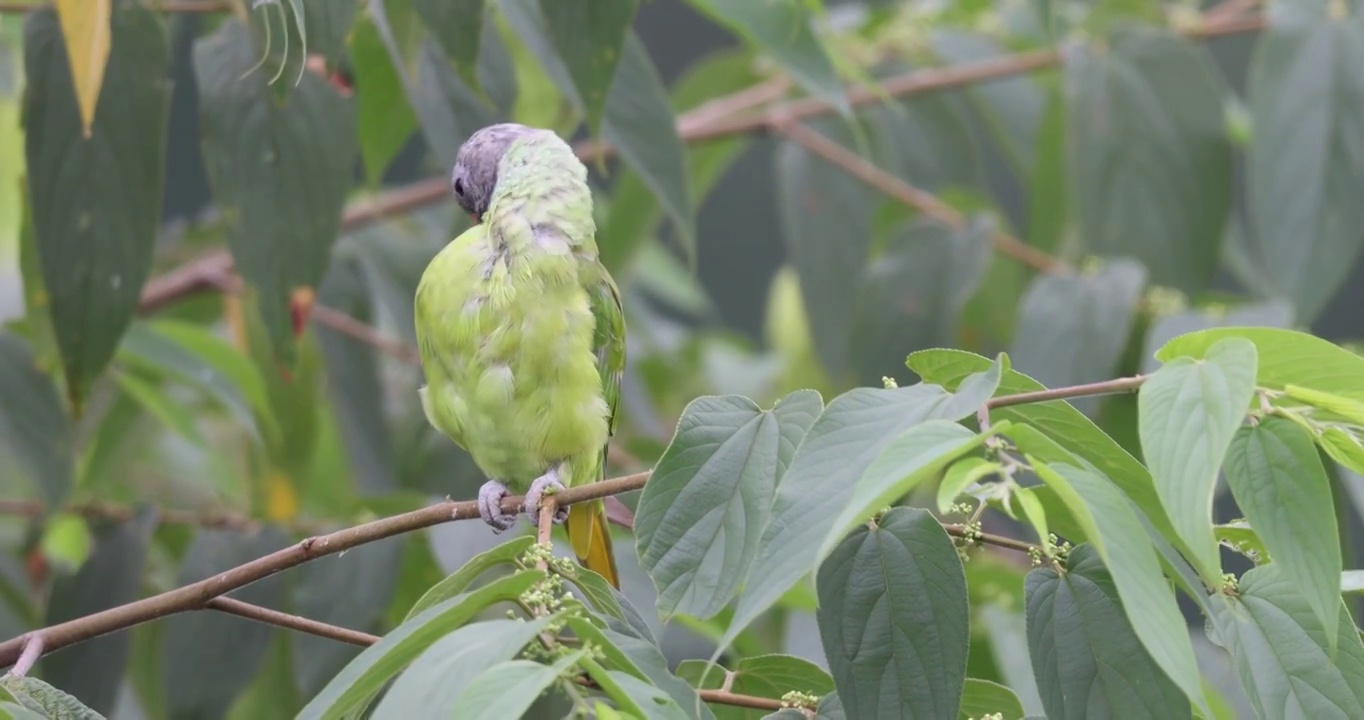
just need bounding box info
[451,122,536,220]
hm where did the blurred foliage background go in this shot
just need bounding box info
[0,0,1362,717]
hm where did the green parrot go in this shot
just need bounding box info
[414,123,624,588]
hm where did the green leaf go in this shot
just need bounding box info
[678,655,835,719]
[1026,459,1102,545]
[1140,300,1295,375]
[1224,417,1342,655]
[937,456,1001,515]
[0,675,103,720]
[43,509,157,716]
[296,570,544,720]
[1067,27,1230,293]
[1319,426,1364,475]
[536,0,637,137]
[776,117,876,381]
[636,390,822,620]
[684,0,849,117]
[117,321,269,443]
[414,0,486,88]
[602,671,691,720]
[721,358,1004,652]
[350,14,418,186]
[22,0,170,407]
[164,527,292,718]
[930,30,1043,175]
[404,536,535,620]
[1247,3,1364,321]
[1025,544,1191,720]
[851,217,993,386]
[38,512,91,572]
[1216,520,1270,565]
[292,539,404,696]
[316,255,395,494]
[114,369,206,448]
[368,615,558,718]
[193,19,358,363]
[567,617,714,720]
[447,652,586,718]
[958,679,1025,720]
[1139,336,1257,585]
[1026,81,1068,256]
[909,348,1181,550]
[821,420,993,559]
[1211,564,1364,718]
[301,0,358,67]
[500,0,695,261]
[817,507,969,719]
[867,80,985,194]
[1342,570,1364,594]
[1038,463,1208,714]
[0,332,73,508]
[1283,384,1364,425]
[1156,327,1364,402]
[1009,258,1147,415]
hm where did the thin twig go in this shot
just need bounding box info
[205,597,380,646]
[987,375,1147,410]
[697,689,786,712]
[310,304,420,365]
[776,121,1069,274]
[943,524,1037,554]
[0,470,652,668]
[8,634,42,677]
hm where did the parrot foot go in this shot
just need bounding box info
[477,480,518,533]
[525,469,569,526]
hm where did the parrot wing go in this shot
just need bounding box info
[565,263,625,588]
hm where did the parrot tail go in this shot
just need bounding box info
[566,499,620,589]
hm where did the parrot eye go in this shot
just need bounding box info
[453,178,465,197]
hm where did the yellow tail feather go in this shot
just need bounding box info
[566,499,619,589]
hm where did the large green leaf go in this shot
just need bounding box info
[635,390,822,620]
[1224,417,1342,656]
[42,509,157,716]
[1155,327,1364,402]
[817,507,969,720]
[302,0,359,67]
[0,32,25,326]
[931,30,1044,176]
[1066,27,1230,293]
[684,0,848,117]
[566,618,713,720]
[316,255,395,494]
[536,0,637,136]
[0,332,72,508]
[406,536,534,620]
[1246,2,1364,321]
[719,358,1003,653]
[907,348,1182,550]
[350,14,418,186]
[163,527,292,719]
[292,538,404,696]
[446,652,586,719]
[22,0,170,407]
[1139,337,1257,586]
[1140,300,1295,374]
[368,616,557,718]
[413,0,486,88]
[1009,258,1146,415]
[851,217,992,385]
[0,676,102,720]
[1024,544,1191,720]
[821,420,992,559]
[1041,463,1207,714]
[867,79,985,194]
[775,117,876,382]
[193,19,358,363]
[1211,565,1364,719]
[296,570,544,720]
[499,0,695,261]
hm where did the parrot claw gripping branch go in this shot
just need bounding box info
[413,122,625,589]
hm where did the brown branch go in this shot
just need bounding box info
[0,498,329,534]
[8,634,42,677]
[205,597,379,646]
[310,304,420,365]
[987,375,1147,410]
[0,470,652,668]
[776,121,1069,274]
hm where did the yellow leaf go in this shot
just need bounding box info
[54,0,112,139]
[265,469,299,521]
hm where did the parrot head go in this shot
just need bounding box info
[450,122,536,223]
